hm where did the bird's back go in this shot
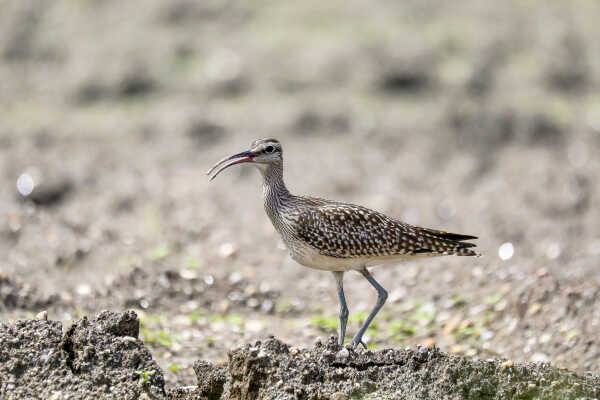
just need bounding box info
[276,196,478,268]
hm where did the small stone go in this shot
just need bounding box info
[465,348,477,357]
[528,383,537,389]
[76,284,92,296]
[451,344,465,354]
[500,360,514,370]
[49,391,64,400]
[36,310,48,320]
[219,242,237,258]
[539,333,552,344]
[179,269,198,280]
[336,348,350,362]
[290,347,299,355]
[531,352,549,363]
[443,314,463,336]
[498,242,514,260]
[331,392,349,400]
[527,303,542,316]
[536,267,549,277]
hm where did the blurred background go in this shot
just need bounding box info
[1,0,600,387]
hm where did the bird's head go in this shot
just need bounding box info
[207,138,283,181]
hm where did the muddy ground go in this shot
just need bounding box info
[1,0,600,397]
[3,311,599,399]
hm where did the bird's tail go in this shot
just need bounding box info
[417,227,480,257]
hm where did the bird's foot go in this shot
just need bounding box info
[348,339,367,349]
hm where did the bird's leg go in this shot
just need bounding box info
[349,268,388,348]
[333,271,349,346]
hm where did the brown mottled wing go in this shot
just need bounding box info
[295,202,478,258]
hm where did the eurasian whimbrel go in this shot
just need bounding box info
[208,138,478,347]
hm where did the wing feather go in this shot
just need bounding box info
[295,201,478,258]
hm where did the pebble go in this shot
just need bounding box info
[49,391,63,400]
[76,284,92,296]
[331,392,349,400]
[36,310,48,321]
[530,353,549,362]
[443,314,463,336]
[527,303,542,316]
[290,347,299,355]
[120,336,138,344]
[179,269,198,280]
[498,242,514,260]
[219,242,238,258]
[500,360,514,370]
[539,333,552,344]
[336,348,350,362]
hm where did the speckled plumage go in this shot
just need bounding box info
[208,137,479,346]
[247,139,478,270]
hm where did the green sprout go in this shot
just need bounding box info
[151,244,171,261]
[388,320,416,340]
[135,369,156,385]
[311,315,338,331]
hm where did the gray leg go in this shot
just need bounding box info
[333,271,349,346]
[350,268,388,348]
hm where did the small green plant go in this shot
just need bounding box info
[484,293,502,305]
[311,315,338,331]
[168,365,180,373]
[410,303,437,326]
[227,313,244,327]
[183,256,201,269]
[451,294,466,308]
[388,320,416,340]
[565,329,579,341]
[135,369,156,385]
[139,314,161,326]
[141,328,177,347]
[275,299,294,313]
[187,309,206,324]
[349,311,367,324]
[151,244,170,261]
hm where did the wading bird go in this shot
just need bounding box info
[208,138,478,347]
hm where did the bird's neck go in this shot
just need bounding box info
[259,162,291,216]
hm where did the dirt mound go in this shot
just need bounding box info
[0,310,166,400]
[2,312,599,399]
[175,337,600,400]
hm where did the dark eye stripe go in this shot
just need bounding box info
[265,145,274,153]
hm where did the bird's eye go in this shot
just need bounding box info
[265,145,274,153]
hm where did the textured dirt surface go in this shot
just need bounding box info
[0,311,165,399]
[2,311,598,399]
[1,0,600,395]
[197,337,600,400]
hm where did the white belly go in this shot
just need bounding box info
[286,240,428,272]
[286,239,443,272]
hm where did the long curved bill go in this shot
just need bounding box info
[207,150,254,181]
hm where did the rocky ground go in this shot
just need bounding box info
[2,311,599,399]
[1,0,600,398]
